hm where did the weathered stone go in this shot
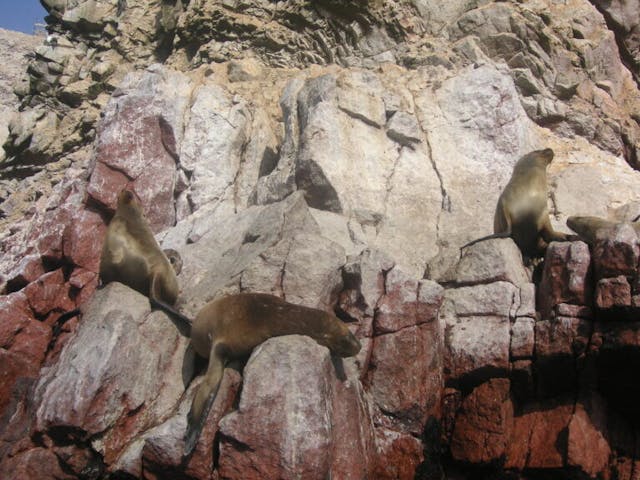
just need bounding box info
[444,316,510,382]
[386,111,422,146]
[505,401,574,469]
[454,239,530,287]
[0,447,72,480]
[62,207,104,272]
[33,283,191,468]
[596,275,632,309]
[592,223,639,278]
[218,336,374,480]
[24,269,74,317]
[375,267,443,334]
[450,378,513,464]
[511,317,535,359]
[372,428,424,480]
[538,241,591,319]
[367,322,442,434]
[567,403,611,478]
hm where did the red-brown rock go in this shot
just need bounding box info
[595,275,632,309]
[0,447,72,480]
[2,255,45,292]
[505,401,573,470]
[592,223,639,278]
[374,267,443,334]
[0,349,40,417]
[218,336,375,480]
[62,207,105,272]
[450,378,513,464]
[23,269,75,317]
[89,98,177,232]
[373,428,424,480]
[367,323,442,434]
[567,404,611,477]
[538,241,591,319]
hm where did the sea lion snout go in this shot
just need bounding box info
[333,331,361,357]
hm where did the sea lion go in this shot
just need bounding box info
[462,148,571,258]
[567,215,640,244]
[99,189,190,324]
[184,292,362,455]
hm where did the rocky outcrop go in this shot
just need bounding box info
[0,28,41,164]
[1,1,640,479]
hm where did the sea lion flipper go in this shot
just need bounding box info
[460,231,511,250]
[184,346,225,456]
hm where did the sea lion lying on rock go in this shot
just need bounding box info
[184,292,361,455]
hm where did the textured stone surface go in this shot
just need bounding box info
[537,241,591,319]
[3,1,640,479]
[218,336,374,480]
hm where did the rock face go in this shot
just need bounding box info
[1,1,640,479]
[0,28,42,163]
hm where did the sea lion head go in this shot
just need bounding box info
[531,147,554,166]
[116,188,145,218]
[316,320,361,357]
[163,248,183,275]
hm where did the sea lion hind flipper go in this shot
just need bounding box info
[184,347,225,456]
[460,231,511,251]
[149,296,193,333]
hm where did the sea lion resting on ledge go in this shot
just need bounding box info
[567,215,640,244]
[184,292,361,455]
[462,148,571,259]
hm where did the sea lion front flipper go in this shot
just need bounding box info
[540,217,569,243]
[184,344,225,456]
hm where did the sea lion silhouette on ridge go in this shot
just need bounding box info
[183,292,361,456]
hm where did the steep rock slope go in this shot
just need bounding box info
[1,1,640,479]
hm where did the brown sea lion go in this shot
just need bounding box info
[99,189,190,324]
[567,215,640,244]
[184,292,361,455]
[462,148,571,258]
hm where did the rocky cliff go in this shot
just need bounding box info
[1,1,640,479]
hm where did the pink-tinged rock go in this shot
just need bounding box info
[62,208,105,272]
[455,238,530,287]
[140,369,242,480]
[595,276,632,309]
[0,349,40,417]
[87,161,130,211]
[444,316,510,381]
[89,97,177,232]
[373,428,424,480]
[29,204,72,263]
[567,404,611,477]
[340,248,395,318]
[366,323,442,434]
[218,335,374,480]
[555,303,593,318]
[24,269,74,317]
[0,292,33,347]
[511,317,534,359]
[592,223,639,278]
[0,447,72,480]
[505,401,573,469]
[538,241,591,319]
[2,254,45,291]
[450,378,513,464]
[33,283,191,468]
[442,281,519,318]
[535,317,591,358]
[68,268,99,306]
[185,369,242,480]
[375,267,443,334]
